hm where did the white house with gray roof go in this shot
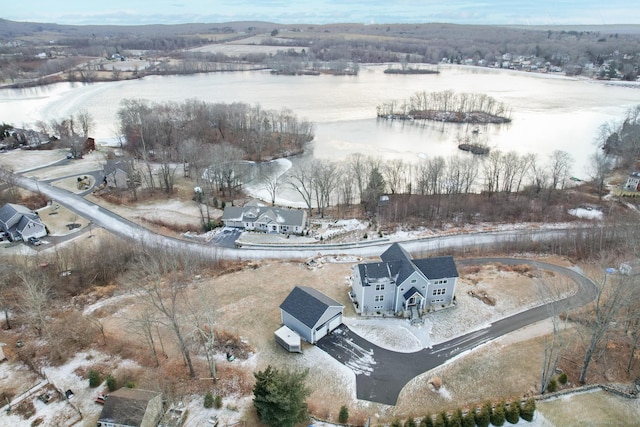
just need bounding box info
[221,206,306,234]
[279,286,344,344]
[349,243,458,317]
[0,203,47,242]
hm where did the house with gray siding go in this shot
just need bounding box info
[0,203,47,242]
[349,243,458,317]
[222,205,306,234]
[279,286,344,344]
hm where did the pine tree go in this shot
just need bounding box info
[405,417,417,427]
[420,413,434,427]
[88,370,102,388]
[475,402,492,427]
[338,405,349,424]
[519,398,536,422]
[434,412,448,427]
[490,401,506,426]
[449,409,462,427]
[204,391,214,408]
[461,410,476,427]
[253,366,310,427]
[505,401,520,424]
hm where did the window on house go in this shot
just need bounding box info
[374,295,384,302]
[411,279,417,283]
[432,288,446,296]
[375,284,385,291]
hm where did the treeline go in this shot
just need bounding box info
[116,98,313,195]
[377,91,511,122]
[278,149,581,224]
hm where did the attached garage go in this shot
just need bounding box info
[279,286,344,344]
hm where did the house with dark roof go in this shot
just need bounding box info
[279,286,344,344]
[103,160,134,189]
[222,205,306,234]
[349,243,458,317]
[97,388,162,427]
[0,203,47,242]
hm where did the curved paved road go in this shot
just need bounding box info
[316,258,598,405]
[15,174,587,260]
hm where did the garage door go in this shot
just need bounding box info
[327,314,342,332]
[314,324,328,342]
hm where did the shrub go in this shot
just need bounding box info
[391,420,402,427]
[434,412,447,427]
[461,410,475,427]
[106,375,117,392]
[214,395,223,409]
[405,417,417,427]
[475,402,491,427]
[363,232,368,239]
[449,409,462,427]
[519,398,536,422]
[505,401,520,424]
[338,405,349,424]
[420,413,434,427]
[546,378,558,393]
[490,401,506,426]
[125,381,135,388]
[204,391,214,408]
[88,370,102,388]
[558,372,568,385]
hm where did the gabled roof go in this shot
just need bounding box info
[403,286,423,300]
[280,286,343,328]
[0,203,32,224]
[98,388,160,426]
[221,206,305,227]
[381,243,418,284]
[413,256,459,280]
[103,159,131,175]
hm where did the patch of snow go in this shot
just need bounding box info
[568,208,603,220]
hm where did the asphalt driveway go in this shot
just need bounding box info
[316,258,598,405]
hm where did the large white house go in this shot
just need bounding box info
[221,205,306,234]
[0,203,47,242]
[349,243,458,317]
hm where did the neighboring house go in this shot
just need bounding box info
[624,172,640,192]
[97,388,162,427]
[221,205,306,234]
[349,243,458,316]
[279,286,344,344]
[0,203,47,242]
[103,160,133,189]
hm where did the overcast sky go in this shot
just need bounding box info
[3,1,639,26]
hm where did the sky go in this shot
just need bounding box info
[3,0,640,26]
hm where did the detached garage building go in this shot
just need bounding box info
[279,286,344,344]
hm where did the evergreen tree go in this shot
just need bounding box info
[519,398,536,422]
[420,413,434,427]
[461,410,476,427]
[434,412,448,427]
[88,370,102,388]
[106,374,117,392]
[505,401,520,424]
[364,165,386,213]
[558,372,568,385]
[405,417,417,427]
[490,401,506,426]
[338,405,349,424]
[253,366,310,427]
[475,402,492,427]
[391,420,402,427]
[204,391,214,408]
[546,378,558,393]
[449,409,462,427]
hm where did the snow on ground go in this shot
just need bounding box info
[568,207,603,220]
[344,317,431,352]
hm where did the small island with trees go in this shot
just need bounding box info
[377,90,512,124]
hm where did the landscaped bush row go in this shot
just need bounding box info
[384,398,536,427]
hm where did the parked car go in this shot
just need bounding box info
[28,237,42,246]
